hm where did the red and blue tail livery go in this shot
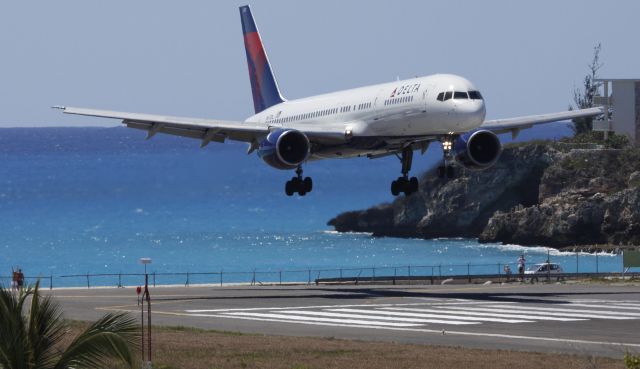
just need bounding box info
[240,5,285,114]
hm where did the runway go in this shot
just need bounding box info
[48,282,640,357]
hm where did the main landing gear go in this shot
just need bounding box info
[285,166,313,196]
[391,147,419,196]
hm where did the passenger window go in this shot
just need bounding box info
[454,91,468,99]
[444,91,452,101]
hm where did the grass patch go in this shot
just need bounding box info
[154,325,258,337]
[63,321,627,369]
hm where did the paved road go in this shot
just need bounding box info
[48,283,640,357]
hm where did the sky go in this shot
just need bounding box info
[0,0,638,127]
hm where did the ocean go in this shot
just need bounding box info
[0,124,622,287]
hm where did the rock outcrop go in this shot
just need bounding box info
[328,144,640,248]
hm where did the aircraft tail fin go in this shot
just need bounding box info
[240,5,285,114]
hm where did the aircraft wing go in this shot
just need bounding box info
[480,106,604,137]
[54,106,270,147]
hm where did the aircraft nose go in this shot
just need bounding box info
[477,100,486,118]
[455,100,486,129]
[458,99,485,117]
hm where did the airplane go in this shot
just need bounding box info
[54,5,603,197]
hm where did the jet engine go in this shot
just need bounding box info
[453,129,502,170]
[258,129,311,170]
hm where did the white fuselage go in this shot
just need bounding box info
[247,74,486,159]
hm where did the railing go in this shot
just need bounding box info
[1,259,634,290]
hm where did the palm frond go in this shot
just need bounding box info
[54,312,139,369]
[27,283,67,369]
[0,283,33,369]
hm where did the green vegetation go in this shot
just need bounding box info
[0,282,139,369]
[561,131,631,149]
[571,43,603,135]
[504,132,631,152]
[626,352,640,369]
[154,325,257,337]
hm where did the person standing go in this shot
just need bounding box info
[16,269,24,290]
[518,255,526,281]
[11,268,18,291]
[503,264,512,282]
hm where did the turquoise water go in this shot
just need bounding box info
[0,126,622,287]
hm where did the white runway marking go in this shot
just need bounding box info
[447,306,635,320]
[182,299,640,331]
[568,303,640,311]
[191,311,640,351]
[480,305,640,320]
[184,300,502,313]
[377,307,581,322]
[606,303,640,307]
[279,310,479,325]
[328,308,531,323]
[491,304,640,317]
[222,312,422,327]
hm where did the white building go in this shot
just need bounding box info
[593,79,640,146]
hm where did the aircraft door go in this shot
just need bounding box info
[422,84,434,113]
[373,87,389,120]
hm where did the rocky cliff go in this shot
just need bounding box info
[328,143,640,248]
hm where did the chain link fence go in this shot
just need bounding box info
[1,255,635,289]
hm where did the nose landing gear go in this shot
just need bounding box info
[391,147,419,196]
[437,136,457,179]
[285,166,313,196]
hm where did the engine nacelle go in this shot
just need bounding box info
[453,129,502,170]
[258,129,311,170]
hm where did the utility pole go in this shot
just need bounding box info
[139,258,153,369]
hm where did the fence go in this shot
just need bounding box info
[1,257,635,290]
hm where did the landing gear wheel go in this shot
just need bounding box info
[409,177,419,194]
[438,165,456,179]
[391,147,417,196]
[297,178,307,196]
[285,178,296,196]
[284,167,313,197]
[446,165,455,179]
[391,180,400,196]
[390,176,419,196]
[303,177,313,193]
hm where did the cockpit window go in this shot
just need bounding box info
[468,90,483,100]
[443,91,452,101]
[454,91,468,99]
[437,92,444,101]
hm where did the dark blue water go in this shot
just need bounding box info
[0,124,622,287]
